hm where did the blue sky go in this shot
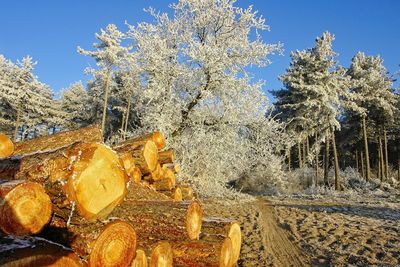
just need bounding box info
[1,0,399,100]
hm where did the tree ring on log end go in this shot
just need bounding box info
[0,133,14,158]
[0,181,52,235]
[220,237,233,267]
[152,132,166,150]
[228,222,242,265]
[150,241,173,267]
[186,200,202,240]
[89,220,136,267]
[131,249,148,267]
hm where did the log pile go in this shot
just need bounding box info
[0,126,242,267]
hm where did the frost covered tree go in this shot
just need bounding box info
[273,32,345,189]
[60,81,90,129]
[122,0,285,197]
[78,24,130,137]
[347,52,398,181]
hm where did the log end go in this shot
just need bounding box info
[131,166,142,184]
[0,133,14,158]
[152,131,166,150]
[220,237,234,267]
[186,200,203,240]
[89,220,137,267]
[131,249,148,267]
[121,153,135,174]
[172,187,183,201]
[65,143,128,221]
[228,222,242,265]
[150,241,173,267]
[0,181,52,235]
[144,141,158,172]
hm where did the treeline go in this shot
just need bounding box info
[273,32,400,187]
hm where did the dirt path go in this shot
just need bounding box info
[256,199,307,267]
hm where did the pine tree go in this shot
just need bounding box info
[60,81,90,129]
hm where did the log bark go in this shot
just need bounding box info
[158,149,175,165]
[112,200,203,241]
[131,249,148,267]
[171,236,233,267]
[0,235,84,267]
[125,182,171,201]
[12,126,102,157]
[201,218,242,266]
[0,133,14,158]
[114,132,166,151]
[159,187,182,201]
[0,180,52,235]
[42,220,136,266]
[0,142,127,222]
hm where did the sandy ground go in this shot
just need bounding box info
[203,191,400,266]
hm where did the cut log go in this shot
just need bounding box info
[149,241,173,267]
[158,149,174,165]
[120,153,135,175]
[131,249,148,267]
[12,125,102,156]
[201,218,242,265]
[159,187,182,201]
[153,169,176,191]
[161,164,180,174]
[125,182,171,201]
[112,200,202,241]
[0,235,84,267]
[131,166,142,183]
[0,180,52,235]
[115,141,158,175]
[42,220,137,267]
[171,236,233,267]
[176,184,194,200]
[0,142,127,222]
[0,133,14,158]
[114,131,166,151]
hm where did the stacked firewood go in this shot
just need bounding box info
[0,127,242,267]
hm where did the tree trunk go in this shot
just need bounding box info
[101,69,111,138]
[362,115,370,181]
[171,235,233,267]
[201,218,242,266]
[121,111,126,136]
[43,220,137,266]
[398,158,400,181]
[355,149,359,173]
[0,235,84,267]
[124,98,132,140]
[361,151,365,178]
[114,132,166,151]
[377,146,381,181]
[384,129,389,180]
[12,125,102,156]
[315,131,319,187]
[331,129,340,190]
[324,129,330,186]
[379,135,385,181]
[0,143,127,222]
[287,146,291,172]
[0,133,14,158]
[112,199,203,241]
[297,142,302,168]
[13,108,21,142]
[303,139,307,166]
[0,180,52,235]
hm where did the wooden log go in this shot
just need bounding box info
[149,241,173,267]
[158,149,174,165]
[0,142,127,222]
[115,141,158,175]
[112,200,202,241]
[161,163,180,174]
[42,220,136,267]
[114,131,166,151]
[149,163,163,181]
[0,133,14,158]
[125,182,171,201]
[171,236,233,267]
[131,166,142,183]
[0,180,52,235]
[0,235,84,267]
[176,184,194,200]
[12,125,102,156]
[153,169,176,191]
[120,153,135,175]
[201,218,242,265]
[159,187,182,201]
[131,249,148,267]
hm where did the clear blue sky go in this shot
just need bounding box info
[1,0,399,100]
